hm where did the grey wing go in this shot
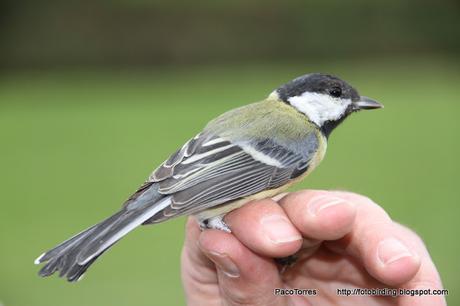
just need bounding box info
[141,131,319,223]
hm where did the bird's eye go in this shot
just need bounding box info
[330,87,342,98]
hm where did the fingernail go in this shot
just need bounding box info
[377,238,413,266]
[261,215,302,244]
[307,195,350,216]
[203,250,240,278]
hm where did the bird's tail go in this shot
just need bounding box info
[35,195,171,282]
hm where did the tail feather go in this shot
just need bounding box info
[35,195,170,282]
[35,224,98,265]
[78,200,170,264]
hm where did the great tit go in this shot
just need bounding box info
[35,73,382,282]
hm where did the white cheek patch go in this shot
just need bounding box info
[288,92,351,126]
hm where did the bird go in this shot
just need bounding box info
[34,73,383,282]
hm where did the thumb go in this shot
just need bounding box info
[198,229,287,306]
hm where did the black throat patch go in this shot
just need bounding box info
[320,116,348,138]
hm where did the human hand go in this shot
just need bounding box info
[181,190,446,306]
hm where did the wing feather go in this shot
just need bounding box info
[139,131,318,224]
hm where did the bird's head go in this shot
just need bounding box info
[270,73,383,137]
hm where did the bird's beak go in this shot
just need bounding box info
[353,96,384,110]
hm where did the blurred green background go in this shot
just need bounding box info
[1,0,459,305]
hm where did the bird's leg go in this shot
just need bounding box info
[275,241,321,273]
[274,255,299,273]
[198,215,232,233]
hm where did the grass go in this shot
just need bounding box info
[0,57,458,305]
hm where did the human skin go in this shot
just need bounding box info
[181,190,446,306]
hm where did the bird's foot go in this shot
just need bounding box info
[199,215,231,233]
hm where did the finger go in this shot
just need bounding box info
[278,190,357,241]
[181,218,219,305]
[324,192,422,286]
[225,198,303,258]
[182,217,215,272]
[198,229,287,306]
[393,223,446,306]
